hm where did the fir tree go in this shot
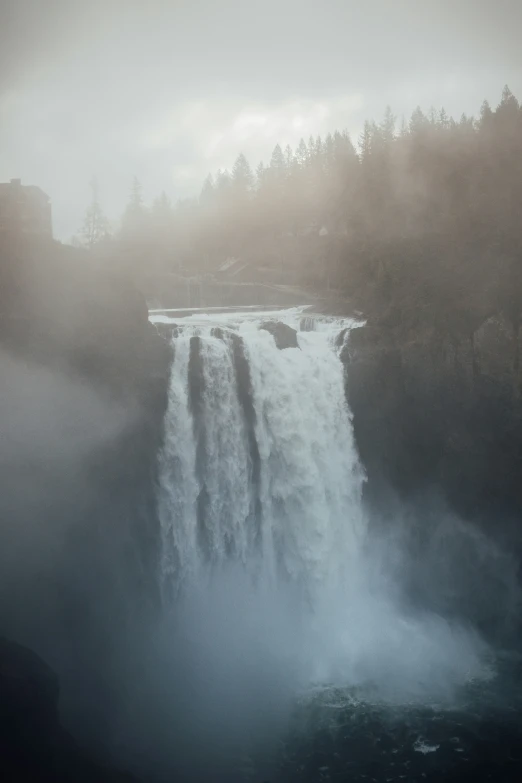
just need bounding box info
[79,178,109,250]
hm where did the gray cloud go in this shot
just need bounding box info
[1,0,521,238]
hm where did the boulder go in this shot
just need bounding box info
[260,320,299,350]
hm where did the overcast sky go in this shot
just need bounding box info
[1,0,521,240]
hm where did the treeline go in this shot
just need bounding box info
[80,86,522,336]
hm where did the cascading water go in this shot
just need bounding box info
[158,309,364,598]
[155,308,493,706]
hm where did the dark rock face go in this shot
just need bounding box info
[154,321,179,340]
[0,637,137,782]
[230,333,262,545]
[344,319,522,525]
[0,235,172,763]
[261,320,299,349]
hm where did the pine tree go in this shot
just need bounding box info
[438,108,450,130]
[270,144,286,173]
[128,177,144,212]
[231,153,254,193]
[479,100,493,125]
[255,162,267,192]
[200,174,215,206]
[358,120,373,161]
[79,178,109,250]
[216,169,231,190]
[459,113,474,129]
[380,106,396,144]
[370,121,384,154]
[295,138,308,167]
[323,133,335,173]
[307,136,316,161]
[151,192,172,266]
[122,177,147,236]
[152,191,172,222]
[409,106,428,135]
[284,144,294,170]
[498,85,519,113]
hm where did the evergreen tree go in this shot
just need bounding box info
[438,108,450,130]
[295,138,308,167]
[128,177,144,212]
[216,169,231,190]
[284,144,294,170]
[498,84,519,113]
[255,162,267,192]
[152,191,172,223]
[200,174,215,206]
[380,106,396,144]
[479,100,494,128]
[122,177,147,236]
[307,136,316,161]
[358,120,373,161]
[428,106,438,126]
[231,153,254,193]
[270,144,286,173]
[79,178,109,250]
[459,113,474,129]
[409,106,428,134]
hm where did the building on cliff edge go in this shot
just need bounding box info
[0,179,52,238]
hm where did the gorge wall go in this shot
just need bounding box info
[344,315,522,540]
[0,235,172,772]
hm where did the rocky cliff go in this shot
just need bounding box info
[0,234,172,769]
[344,314,522,530]
[0,637,137,781]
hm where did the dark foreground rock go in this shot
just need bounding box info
[0,637,138,782]
[261,320,299,349]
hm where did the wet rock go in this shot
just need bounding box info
[344,318,522,522]
[299,316,316,332]
[0,637,138,781]
[474,314,516,387]
[154,322,179,340]
[261,320,299,350]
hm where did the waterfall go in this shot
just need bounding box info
[158,310,365,599]
[155,308,491,705]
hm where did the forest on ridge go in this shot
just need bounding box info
[81,86,522,342]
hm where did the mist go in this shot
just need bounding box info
[0,346,154,753]
[2,2,522,782]
[98,492,520,781]
[93,316,520,782]
[0,348,138,558]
